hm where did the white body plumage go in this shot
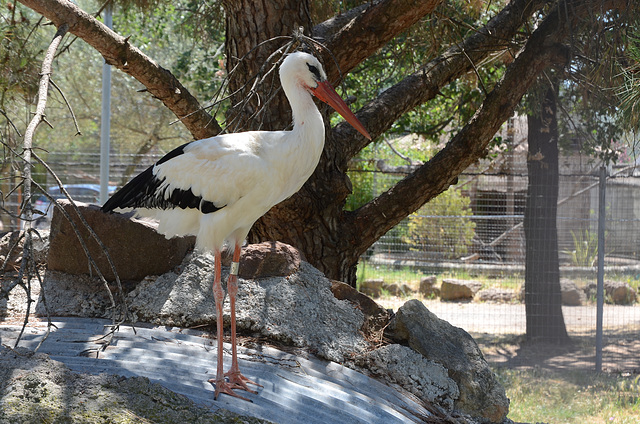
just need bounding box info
[104,51,372,253]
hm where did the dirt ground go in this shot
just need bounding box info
[376,296,640,374]
[477,332,640,373]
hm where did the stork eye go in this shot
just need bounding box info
[307,63,321,81]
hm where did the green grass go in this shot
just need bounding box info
[356,261,523,292]
[357,261,640,300]
[495,367,640,423]
[356,263,423,286]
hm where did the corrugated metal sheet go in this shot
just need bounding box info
[1,317,434,423]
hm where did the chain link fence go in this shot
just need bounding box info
[3,146,639,370]
[0,151,163,231]
[355,144,640,370]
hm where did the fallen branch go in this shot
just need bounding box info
[13,23,69,347]
[8,22,130,349]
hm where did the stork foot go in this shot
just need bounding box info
[225,369,262,393]
[209,377,253,402]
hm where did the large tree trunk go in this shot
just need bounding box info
[221,0,360,281]
[227,0,557,286]
[223,0,311,132]
[524,82,570,342]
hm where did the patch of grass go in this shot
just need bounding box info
[495,368,640,424]
[357,262,523,292]
[356,263,423,286]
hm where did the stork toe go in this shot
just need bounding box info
[209,377,253,402]
[225,369,262,393]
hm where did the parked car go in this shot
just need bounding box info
[33,184,117,228]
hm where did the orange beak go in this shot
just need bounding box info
[311,81,371,140]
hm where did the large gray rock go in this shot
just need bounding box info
[126,255,368,363]
[385,299,509,423]
[47,200,195,281]
[41,253,367,363]
[39,242,505,422]
[355,344,459,411]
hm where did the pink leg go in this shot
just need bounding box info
[225,242,262,393]
[208,249,251,401]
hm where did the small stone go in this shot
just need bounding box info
[359,279,384,297]
[419,275,439,298]
[475,288,517,303]
[440,279,482,301]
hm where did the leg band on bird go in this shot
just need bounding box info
[230,261,240,276]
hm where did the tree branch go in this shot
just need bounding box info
[332,0,550,155]
[16,0,220,140]
[9,23,68,347]
[350,0,631,255]
[314,0,443,83]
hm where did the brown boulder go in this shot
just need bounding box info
[419,275,439,298]
[560,279,586,306]
[47,200,194,281]
[605,280,637,305]
[224,241,303,279]
[475,288,517,303]
[440,279,482,301]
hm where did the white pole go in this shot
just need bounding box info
[99,4,113,204]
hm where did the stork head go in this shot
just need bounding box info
[280,52,371,140]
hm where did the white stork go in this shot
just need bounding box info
[102,51,371,401]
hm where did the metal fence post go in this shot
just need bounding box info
[595,165,606,372]
[99,4,113,205]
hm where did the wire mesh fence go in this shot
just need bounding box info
[2,148,639,370]
[355,158,640,370]
[0,151,164,231]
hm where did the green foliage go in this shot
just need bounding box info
[0,1,45,119]
[403,189,476,259]
[346,135,476,259]
[346,134,438,211]
[339,1,510,143]
[1,0,227,158]
[616,20,640,133]
[564,229,599,267]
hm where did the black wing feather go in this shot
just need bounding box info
[102,142,222,215]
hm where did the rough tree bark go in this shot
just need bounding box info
[524,81,570,342]
[17,0,631,285]
[245,0,553,284]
